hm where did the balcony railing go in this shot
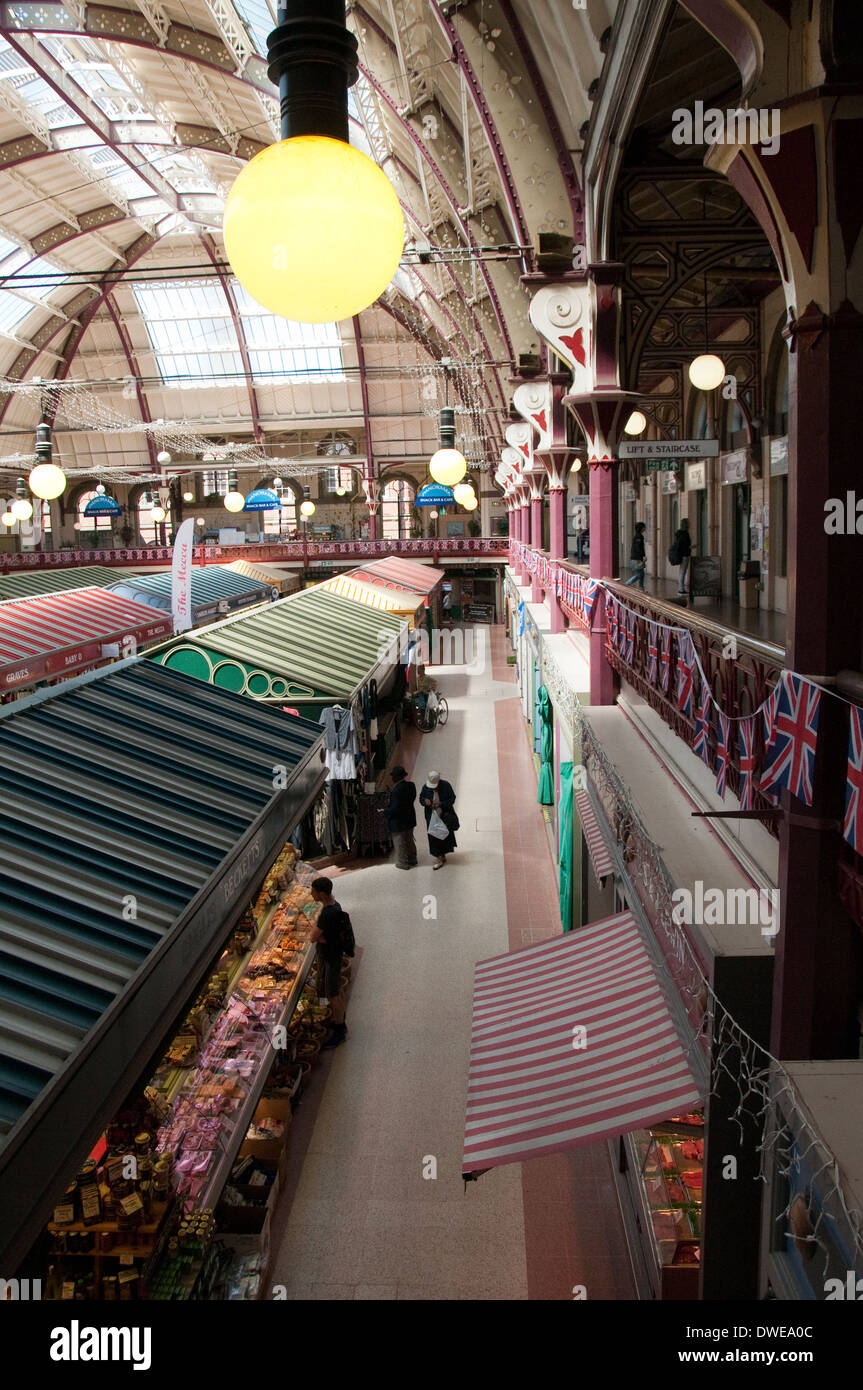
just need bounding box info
[1,535,511,572]
[510,540,787,838]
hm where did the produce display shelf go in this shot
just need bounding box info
[47,1203,169,1237]
[192,942,316,1214]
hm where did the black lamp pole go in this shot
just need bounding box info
[269,2,359,143]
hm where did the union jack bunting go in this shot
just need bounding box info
[624,607,635,663]
[843,705,863,855]
[582,578,599,624]
[617,601,628,656]
[759,672,822,806]
[606,594,619,649]
[763,675,785,755]
[647,622,659,684]
[660,627,671,692]
[715,711,731,798]
[675,633,695,718]
[693,683,712,763]
[738,715,757,810]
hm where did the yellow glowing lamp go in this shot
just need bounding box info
[300,500,316,518]
[150,505,167,523]
[224,491,245,513]
[11,497,33,521]
[453,482,476,505]
[429,448,467,487]
[624,411,647,436]
[223,136,404,323]
[462,495,479,511]
[1,510,14,526]
[688,354,725,391]
[29,463,66,499]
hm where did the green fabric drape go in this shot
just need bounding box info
[559,760,574,932]
[536,684,554,805]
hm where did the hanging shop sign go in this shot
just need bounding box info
[660,470,678,494]
[686,462,707,491]
[770,436,788,477]
[619,440,719,459]
[721,449,748,484]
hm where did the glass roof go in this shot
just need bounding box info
[0,235,67,337]
[132,279,344,387]
[233,0,277,57]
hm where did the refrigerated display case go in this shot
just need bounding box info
[616,1111,704,1299]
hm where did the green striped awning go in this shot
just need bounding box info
[0,567,120,602]
[152,583,405,702]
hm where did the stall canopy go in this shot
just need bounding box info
[360,556,445,597]
[224,559,300,596]
[462,912,702,1176]
[574,790,615,887]
[0,587,174,693]
[0,658,323,1271]
[320,566,426,623]
[151,584,404,706]
[0,567,120,602]
[106,565,270,621]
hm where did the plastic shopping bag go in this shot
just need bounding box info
[428,809,449,840]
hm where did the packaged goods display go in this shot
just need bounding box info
[39,841,342,1302]
[630,1112,705,1295]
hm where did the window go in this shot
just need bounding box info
[77,490,113,533]
[263,496,297,535]
[40,499,51,536]
[381,479,414,540]
[202,469,231,497]
[325,466,355,494]
[0,233,67,338]
[132,279,344,387]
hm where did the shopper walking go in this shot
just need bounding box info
[310,876,348,1048]
[623,522,647,589]
[386,764,418,870]
[419,770,458,869]
[670,518,692,594]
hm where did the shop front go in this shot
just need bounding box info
[0,656,325,1275]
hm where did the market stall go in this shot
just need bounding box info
[0,566,121,601]
[320,566,427,628]
[0,657,324,1273]
[359,555,445,626]
[105,565,271,624]
[0,586,174,695]
[223,559,300,597]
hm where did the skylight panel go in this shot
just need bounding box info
[233,0,276,57]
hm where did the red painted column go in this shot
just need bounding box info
[770,304,863,1059]
[589,460,619,706]
[548,485,567,634]
[519,502,531,582]
[530,495,543,601]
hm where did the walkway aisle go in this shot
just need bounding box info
[269,626,635,1300]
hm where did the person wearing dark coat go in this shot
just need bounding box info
[386,764,417,870]
[673,518,692,594]
[419,770,457,869]
[623,521,647,589]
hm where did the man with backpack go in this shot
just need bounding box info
[309,876,354,1048]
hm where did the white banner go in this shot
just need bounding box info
[171,516,195,633]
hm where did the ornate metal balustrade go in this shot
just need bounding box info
[0,536,511,572]
[509,542,787,838]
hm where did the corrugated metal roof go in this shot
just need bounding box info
[0,567,121,601]
[224,559,300,594]
[0,588,174,691]
[321,567,425,615]
[152,583,404,701]
[0,659,320,1147]
[106,564,270,615]
[361,556,445,594]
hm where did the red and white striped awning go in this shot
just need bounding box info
[575,789,615,885]
[462,912,702,1175]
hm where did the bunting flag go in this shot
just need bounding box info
[624,607,635,663]
[676,633,694,718]
[582,577,599,624]
[606,594,619,649]
[647,622,659,685]
[759,672,822,806]
[715,711,731,798]
[843,705,863,855]
[660,627,671,693]
[693,683,712,763]
[738,715,757,810]
[763,674,785,756]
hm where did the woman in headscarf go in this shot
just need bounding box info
[419,770,458,869]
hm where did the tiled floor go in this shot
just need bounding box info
[268,627,636,1300]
